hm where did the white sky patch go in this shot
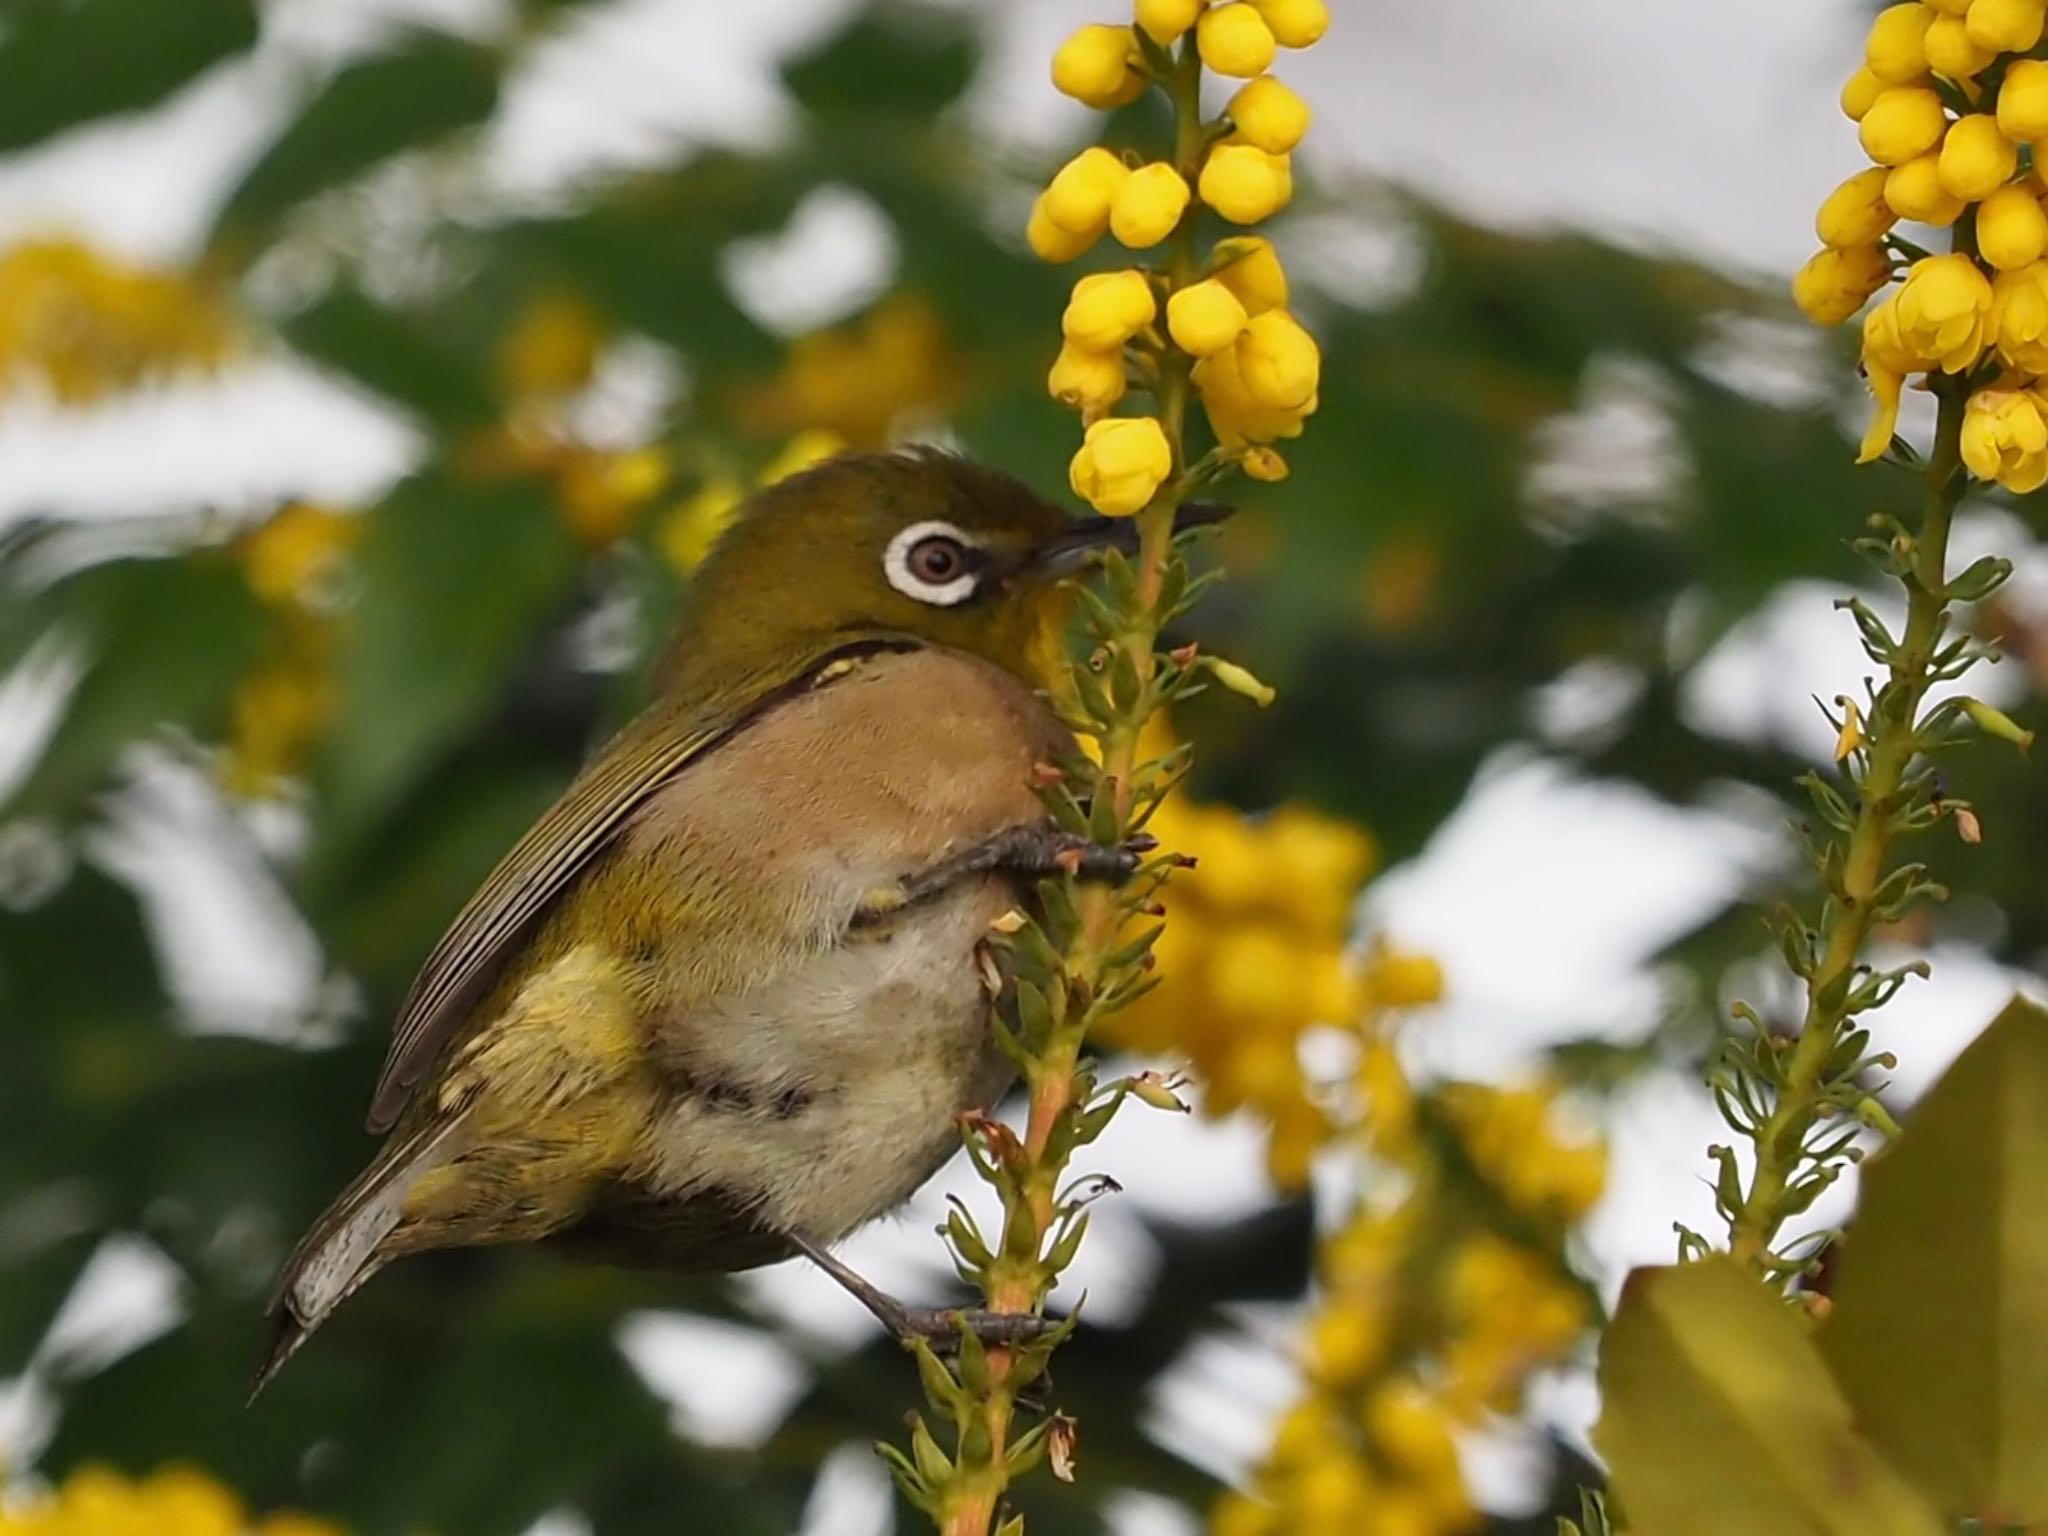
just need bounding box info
[615,1310,810,1450]
[86,749,344,1044]
[1103,1488,1202,1536]
[795,1443,894,1536]
[519,1508,595,1536]
[1142,1319,1300,1488]
[0,360,420,528]
[1524,355,1692,529]
[32,1234,185,1381]
[1683,574,2029,762]
[1365,750,1781,1075]
[721,183,900,337]
[1690,311,1838,413]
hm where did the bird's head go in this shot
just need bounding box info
[658,449,1221,700]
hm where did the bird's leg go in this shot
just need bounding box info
[785,1230,1051,1349]
[858,825,1155,923]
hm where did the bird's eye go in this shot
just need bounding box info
[908,536,965,583]
[884,520,982,607]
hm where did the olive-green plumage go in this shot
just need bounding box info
[260,449,1171,1389]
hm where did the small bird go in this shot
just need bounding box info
[260,448,1213,1390]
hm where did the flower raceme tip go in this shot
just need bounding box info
[1035,3,1327,506]
[1798,1,2048,491]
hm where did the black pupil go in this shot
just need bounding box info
[910,537,964,583]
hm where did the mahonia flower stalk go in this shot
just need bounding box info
[883,6,1327,1534]
[1216,1024,1604,1536]
[1733,0,2040,1281]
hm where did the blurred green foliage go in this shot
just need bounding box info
[3,3,2041,1534]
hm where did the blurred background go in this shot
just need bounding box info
[3,0,2046,1533]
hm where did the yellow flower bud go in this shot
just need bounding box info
[1042,146,1131,235]
[1228,75,1312,154]
[1961,381,2048,491]
[1135,0,1204,44]
[1068,416,1173,516]
[1167,278,1250,356]
[1195,340,1314,444]
[1884,152,1966,224]
[1928,0,1972,11]
[1925,13,1995,77]
[1200,142,1293,223]
[1371,952,1445,1007]
[1027,195,1098,262]
[1250,0,1330,47]
[1212,235,1290,312]
[1364,1380,1461,1481]
[1999,59,2048,140]
[1051,23,1145,109]
[1895,251,1994,370]
[1867,3,1935,83]
[1960,694,2038,748]
[1859,86,1949,165]
[1110,162,1192,248]
[1816,166,1899,248]
[1991,261,2048,370]
[1842,65,1891,121]
[1937,113,2017,199]
[1208,657,1277,706]
[1793,244,1891,326]
[1967,0,2046,52]
[1047,342,1127,415]
[1977,184,2048,269]
[1237,308,1320,411]
[1858,298,1913,462]
[1197,3,1277,77]
[1061,269,1157,350]
[1241,445,1289,481]
[1308,1305,1389,1389]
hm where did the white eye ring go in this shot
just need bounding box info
[884,520,981,607]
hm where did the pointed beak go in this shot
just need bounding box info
[1029,502,1234,577]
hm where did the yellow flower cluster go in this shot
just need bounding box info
[1035,1,1329,512]
[0,1463,342,1536]
[483,294,674,549]
[224,503,359,796]
[1213,1067,1603,1536]
[736,295,966,449]
[1095,783,1444,1186]
[0,240,235,404]
[1795,3,2048,490]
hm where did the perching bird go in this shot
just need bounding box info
[260,448,1213,1391]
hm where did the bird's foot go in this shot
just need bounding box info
[856,826,1155,926]
[786,1231,1052,1351]
[880,1302,1053,1350]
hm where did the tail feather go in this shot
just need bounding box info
[253,1116,466,1398]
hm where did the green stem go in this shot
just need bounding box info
[925,40,1211,1536]
[1729,381,1966,1274]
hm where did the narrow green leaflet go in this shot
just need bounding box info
[1821,993,2048,1521]
[310,472,580,873]
[1595,1255,1942,1536]
[214,32,499,239]
[0,0,258,153]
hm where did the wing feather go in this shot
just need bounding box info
[364,635,915,1133]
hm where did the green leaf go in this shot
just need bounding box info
[311,471,580,864]
[1821,992,2048,1521]
[215,32,499,238]
[1595,1255,1942,1536]
[1,556,264,817]
[0,0,258,153]
[278,282,499,428]
[781,12,977,121]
